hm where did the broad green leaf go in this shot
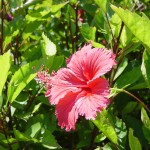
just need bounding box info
[42,129,60,149]
[7,59,43,103]
[111,5,150,51]
[0,51,11,107]
[122,102,138,115]
[94,0,109,13]
[81,23,96,41]
[128,76,148,90]
[110,13,133,47]
[25,122,42,138]
[14,129,38,143]
[14,0,43,14]
[141,108,150,143]
[51,2,69,13]
[93,110,118,144]
[95,133,106,143]
[0,51,11,94]
[125,115,147,146]
[141,108,150,128]
[141,50,150,88]
[42,33,56,56]
[41,33,57,68]
[50,56,64,72]
[129,128,142,150]
[22,21,42,39]
[114,66,142,89]
[114,58,128,80]
[115,118,127,150]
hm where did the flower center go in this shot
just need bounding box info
[82,87,92,93]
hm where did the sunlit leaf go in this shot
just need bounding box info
[114,66,142,89]
[141,108,150,143]
[81,23,96,41]
[111,5,150,51]
[141,50,150,89]
[129,128,142,150]
[42,129,60,149]
[114,58,128,80]
[14,129,38,143]
[0,51,11,107]
[94,0,109,13]
[7,59,43,103]
[51,2,69,13]
[93,110,118,144]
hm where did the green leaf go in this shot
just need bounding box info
[42,129,60,149]
[14,0,43,14]
[92,110,118,144]
[80,23,96,41]
[22,21,42,39]
[50,56,64,72]
[141,108,150,128]
[141,50,150,89]
[129,128,142,150]
[7,59,43,103]
[25,122,42,138]
[94,0,109,13]
[114,58,128,80]
[41,33,57,68]
[42,33,56,56]
[114,66,142,89]
[111,5,150,51]
[141,108,150,143]
[14,129,38,143]
[0,51,11,107]
[122,102,138,115]
[115,118,127,150]
[51,2,69,13]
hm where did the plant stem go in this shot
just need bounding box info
[88,125,98,150]
[75,3,78,51]
[111,88,150,113]
[1,0,4,54]
[1,109,12,150]
[113,22,124,54]
[122,89,150,113]
[69,14,74,54]
[105,13,115,48]
[109,22,124,87]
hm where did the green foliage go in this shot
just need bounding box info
[0,51,11,107]
[141,50,150,89]
[93,110,118,144]
[129,128,142,150]
[0,0,150,149]
[111,5,150,50]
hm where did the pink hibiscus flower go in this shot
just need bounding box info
[37,44,116,131]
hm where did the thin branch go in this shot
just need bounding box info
[111,88,150,113]
[75,3,78,51]
[88,125,98,150]
[0,109,12,150]
[1,0,4,54]
[122,89,150,113]
[105,13,115,47]
[113,22,124,54]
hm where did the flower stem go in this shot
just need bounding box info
[1,0,4,54]
[88,125,98,150]
[111,88,150,113]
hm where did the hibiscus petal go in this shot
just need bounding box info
[67,44,116,81]
[75,78,110,120]
[56,92,79,131]
[49,85,80,105]
[51,68,86,86]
